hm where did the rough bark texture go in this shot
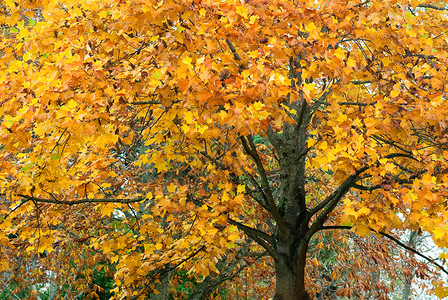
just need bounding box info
[149,270,172,300]
[402,231,418,300]
[273,243,311,300]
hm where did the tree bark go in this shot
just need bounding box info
[149,270,172,300]
[273,239,311,300]
[402,231,418,300]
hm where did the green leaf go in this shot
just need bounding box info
[51,153,61,160]
[20,163,33,172]
[176,25,184,33]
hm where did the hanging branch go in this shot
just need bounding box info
[321,225,448,276]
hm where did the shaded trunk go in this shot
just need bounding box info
[274,239,311,300]
[402,231,418,300]
[149,270,172,300]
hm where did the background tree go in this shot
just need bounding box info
[2,0,448,299]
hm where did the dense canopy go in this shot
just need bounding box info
[2,0,448,299]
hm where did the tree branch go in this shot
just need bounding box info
[227,218,279,261]
[225,38,246,69]
[321,226,448,276]
[131,100,181,106]
[228,218,272,244]
[16,194,146,205]
[350,80,371,85]
[1,199,29,223]
[132,245,206,300]
[242,170,271,211]
[307,166,369,239]
[352,169,426,192]
[240,136,288,238]
[313,100,371,107]
[418,4,448,11]
[372,135,414,155]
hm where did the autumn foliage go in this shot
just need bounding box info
[2,0,448,299]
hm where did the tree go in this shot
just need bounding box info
[2,0,448,299]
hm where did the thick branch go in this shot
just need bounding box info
[227,218,272,244]
[418,4,448,11]
[307,166,368,239]
[351,80,371,85]
[321,226,448,276]
[228,218,279,261]
[243,170,271,211]
[265,126,282,159]
[17,194,145,205]
[240,136,288,236]
[225,38,246,69]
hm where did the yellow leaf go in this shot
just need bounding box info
[182,56,192,66]
[67,99,77,109]
[197,56,205,65]
[357,207,371,216]
[249,50,258,59]
[382,56,392,67]
[101,204,115,217]
[228,225,237,233]
[354,224,370,236]
[433,286,448,298]
[182,123,190,133]
[346,58,356,67]
[228,232,240,241]
[390,89,399,98]
[184,111,194,123]
[303,83,315,99]
[23,52,32,61]
[305,22,317,34]
[434,227,445,240]
[98,11,108,19]
[249,15,259,24]
[253,101,263,110]
[334,48,346,60]
[337,114,347,123]
[0,261,9,272]
[167,183,176,193]
[319,141,328,151]
[197,125,208,135]
[153,288,161,295]
[307,139,317,147]
[236,6,248,18]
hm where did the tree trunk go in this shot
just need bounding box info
[402,231,418,300]
[273,239,311,300]
[149,269,172,300]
